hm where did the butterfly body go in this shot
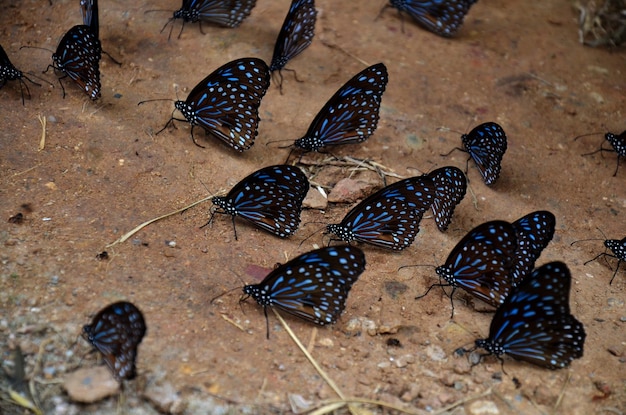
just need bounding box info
[52,25,102,100]
[243,246,366,325]
[424,166,466,231]
[169,58,270,151]
[210,165,309,238]
[83,301,146,381]
[294,63,388,152]
[270,0,317,83]
[460,122,507,185]
[326,177,434,250]
[475,262,585,369]
[388,0,478,37]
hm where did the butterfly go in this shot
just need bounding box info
[577,130,626,177]
[326,176,435,250]
[0,44,42,105]
[242,245,366,330]
[82,301,147,381]
[208,165,309,239]
[166,0,256,37]
[510,210,556,285]
[51,25,102,100]
[576,235,626,285]
[386,0,478,37]
[431,220,518,310]
[293,63,388,152]
[475,261,586,369]
[270,0,317,91]
[445,122,507,186]
[423,166,467,231]
[154,58,270,151]
[81,0,99,39]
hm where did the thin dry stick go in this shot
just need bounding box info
[37,114,46,151]
[106,195,213,247]
[271,309,345,400]
[311,397,424,415]
[553,372,571,414]
[274,310,420,415]
[319,39,370,67]
[432,388,494,415]
[221,314,246,332]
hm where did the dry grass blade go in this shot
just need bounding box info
[106,195,213,247]
[273,309,424,415]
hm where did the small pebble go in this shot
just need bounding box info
[64,366,120,403]
[468,400,499,415]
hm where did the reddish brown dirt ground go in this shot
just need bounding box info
[1,0,625,414]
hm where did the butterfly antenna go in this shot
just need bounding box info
[573,131,603,141]
[440,146,466,157]
[570,237,604,246]
[398,263,437,271]
[209,286,241,304]
[297,223,326,248]
[137,98,173,105]
[19,45,54,54]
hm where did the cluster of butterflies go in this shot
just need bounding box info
[407,211,587,368]
[6,0,620,384]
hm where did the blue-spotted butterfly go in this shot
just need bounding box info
[431,220,518,310]
[155,58,270,151]
[294,63,388,152]
[386,0,478,37]
[165,0,256,37]
[270,0,317,91]
[50,23,102,100]
[0,44,42,105]
[510,210,555,285]
[424,166,466,231]
[444,122,507,186]
[573,233,625,285]
[82,301,147,381]
[242,245,366,329]
[208,165,309,239]
[576,130,625,177]
[475,262,585,369]
[326,176,435,250]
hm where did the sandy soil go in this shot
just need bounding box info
[1,0,625,414]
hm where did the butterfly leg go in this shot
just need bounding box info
[189,126,207,149]
[609,260,622,284]
[263,306,271,340]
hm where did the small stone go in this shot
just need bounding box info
[64,366,120,403]
[144,380,185,414]
[318,337,334,347]
[424,344,447,362]
[303,187,328,209]
[453,359,471,374]
[467,400,500,415]
[394,354,415,368]
[327,178,377,203]
[400,383,420,402]
[533,385,557,406]
[607,345,624,357]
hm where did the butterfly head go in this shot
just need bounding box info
[174,100,196,125]
[325,224,355,244]
[294,135,324,152]
[435,265,456,286]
